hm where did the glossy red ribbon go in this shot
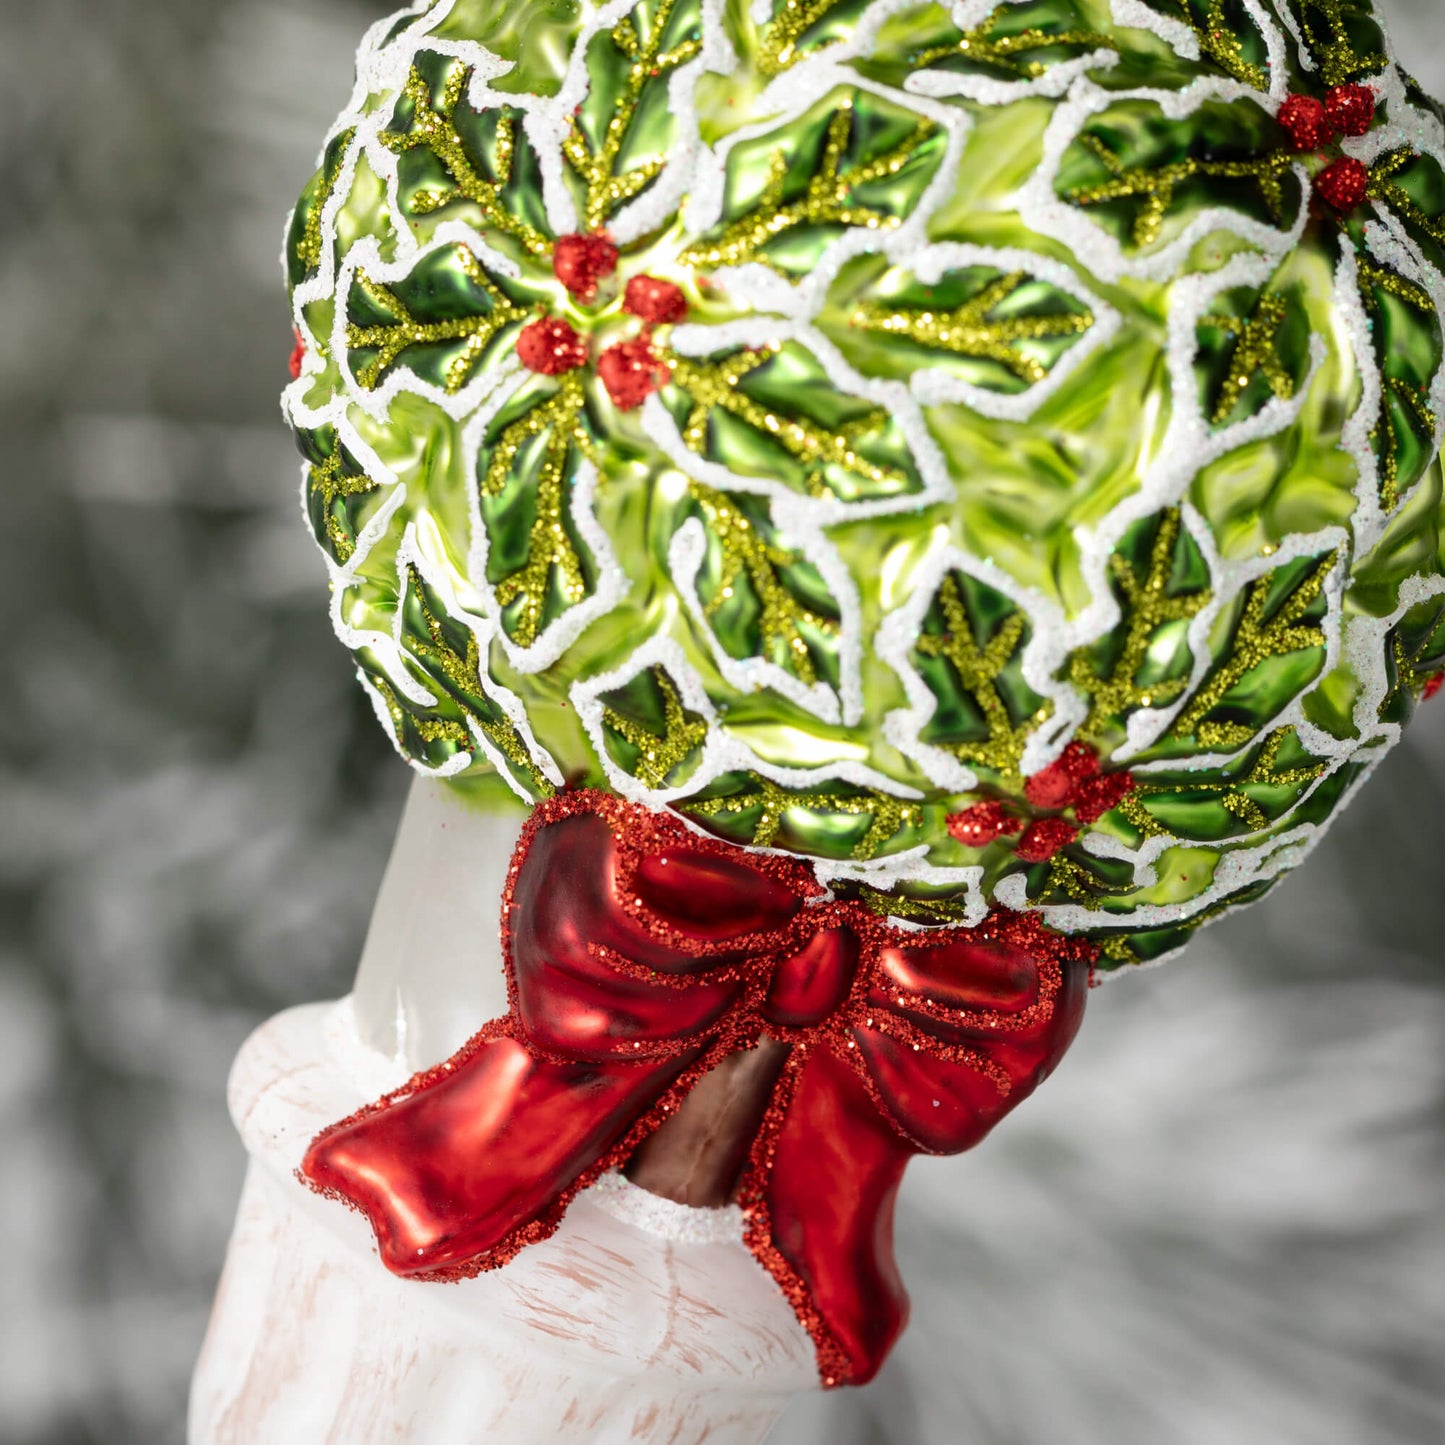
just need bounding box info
[302,790,1093,1386]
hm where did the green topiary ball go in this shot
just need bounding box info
[284,0,1445,970]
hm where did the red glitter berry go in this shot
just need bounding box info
[598,337,669,409]
[946,801,1024,849]
[1277,94,1334,151]
[288,329,306,380]
[1015,818,1079,864]
[1315,156,1370,211]
[623,274,689,326]
[1024,741,1099,810]
[516,316,588,375]
[553,233,619,301]
[1071,770,1137,825]
[1325,83,1376,138]
[1424,672,1444,700]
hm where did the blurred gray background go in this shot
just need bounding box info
[2,3,1443,1442]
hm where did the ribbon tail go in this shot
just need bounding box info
[302,1020,692,1279]
[741,1043,913,1388]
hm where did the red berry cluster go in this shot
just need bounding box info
[514,232,688,410]
[1276,83,1377,214]
[1424,672,1444,701]
[945,741,1136,865]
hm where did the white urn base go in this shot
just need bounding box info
[188,998,819,1445]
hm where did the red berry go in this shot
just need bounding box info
[516,316,588,375]
[1325,83,1376,138]
[553,233,619,301]
[288,329,306,380]
[623,274,689,326]
[1071,770,1136,825]
[1277,94,1333,151]
[1015,818,1079,864]
[1424,672,1444,700]
[1024,741,1099,810]
[946,801,1024,849]
[1315,156,1370,211]
[598,337,669,409]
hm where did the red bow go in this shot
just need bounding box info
[303,790,1093,1386]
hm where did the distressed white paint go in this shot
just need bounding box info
[191,780,818,1444]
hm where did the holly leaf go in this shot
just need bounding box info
[755,0,872,75]
[295,424,383,566]
[1354,254,1442,510]
[475,371,606,650]
[1292,0,1388,87]
[563,0,705,232]
[658,337,928,504]
[681,480,844,693]
[1195,284,1310,428]
[1366,148,1445,290]
[287,128,354,286]
[1166,549,1339,753]
[345,243,535,394]
[1056,98,1299,254]
[859,0,1111,96]
[379,55,551,258]
[1069,509,1213,740]
[598,664,710,789]
[677,772,924,860]
[817,252,1099,400]
[1123,0,1272,89]
[678,88,944,277]
[909,569,1050,785]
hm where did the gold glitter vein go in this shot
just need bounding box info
[399,565,556,795]
[682,776,921,860]
[677,102,935,271]
[667,344,908,498]
[562,0,702,231]
[915,574,1045,783]
[601,670,709,788]
[346,246,530,392]
[296,128,355,275]
[1064,131,1293,250]
[689,481,839,685]
[380,66,551,256]
[757,0,848,76]
[308,449,378,563]
[1118,728,1323,837]
[1171,553,1337,748]
[1199,292,1296,426]
[480,372,596,648]
[853,270,1093,386]
[1295,0,1388,86]
[907,3,1108,81]
[1070,509,1212,733]
[1135,0,1267,88]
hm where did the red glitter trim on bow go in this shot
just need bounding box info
[301,790,1093,1387]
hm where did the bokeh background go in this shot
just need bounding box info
[2,3,1444,1442]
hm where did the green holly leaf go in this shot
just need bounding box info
[859,0,1111,95]
[1354,254,1442,511]
[678,771,924,860]
[1124,0,1272,88]
[345,243,536,394]
[380,55,551,258]
[679,87,945,277]
[681,480,844,693]
[1290,0,1388,87]
[563,0,705,231]
[1069,508,1213,741]
[1056,98,1299,255]
[598,664,710,789]
[475,371,607,650]
[288,128,354,286]
[658,337,928,504]
[1195,284,1310,428]
[295,424,383,566]
[818,252,1099,400]
[909,569,1051,785]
